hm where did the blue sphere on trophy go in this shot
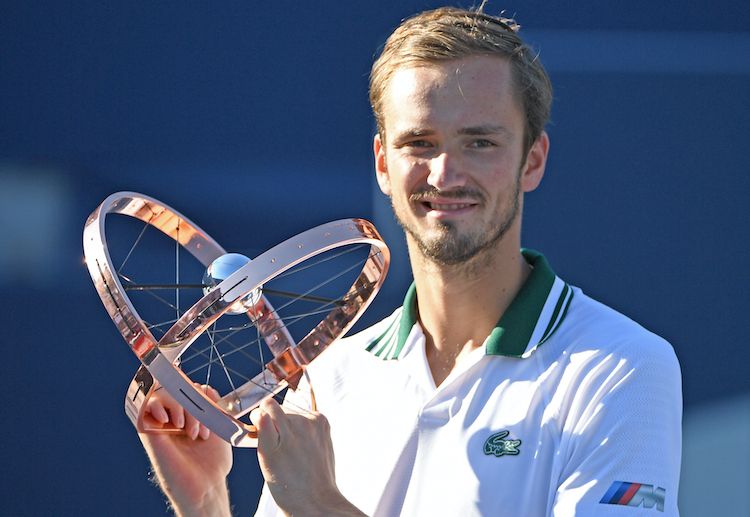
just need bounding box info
[202,253,262,315]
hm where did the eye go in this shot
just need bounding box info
[404,139,433,148]
[468,139,497,148]
[394,139,436,156]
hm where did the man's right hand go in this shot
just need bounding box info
[139,385,233,517]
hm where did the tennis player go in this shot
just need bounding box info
[141,6,682,516]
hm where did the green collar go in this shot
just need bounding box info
[368,249,573,360]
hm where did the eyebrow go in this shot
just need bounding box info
[391,125,513,145]
[393,128,435,140]
[458,125,510,136]
[394,125,511,140]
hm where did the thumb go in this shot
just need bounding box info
[252,403,281,454]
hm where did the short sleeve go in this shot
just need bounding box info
[552,338,682,516]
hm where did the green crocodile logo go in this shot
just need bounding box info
[483,430,521,457]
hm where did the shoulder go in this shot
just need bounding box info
[541,286,682,435]
[555,286,680,374]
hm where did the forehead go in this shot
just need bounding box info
[382,56,522,130]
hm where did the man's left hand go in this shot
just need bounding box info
[250,398,366,516]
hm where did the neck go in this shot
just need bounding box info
[407,233,531,387]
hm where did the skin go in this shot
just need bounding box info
[250,399,364,516]
[140,386,233,517]
[374,55,548,385]
[144,54,549,515]
[142,391,362,516]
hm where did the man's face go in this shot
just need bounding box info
[374,55,547,265]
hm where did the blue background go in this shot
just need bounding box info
[1,1,748,514]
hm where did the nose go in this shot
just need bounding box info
[426,152,466,190]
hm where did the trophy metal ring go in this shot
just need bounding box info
[84,192,390,447]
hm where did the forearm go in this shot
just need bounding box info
[138,386,234,516]
[310,494,367,517]
[153,472,232,517]
[169,480,232,517]
[278,487,367,517]
[140,432,233,517]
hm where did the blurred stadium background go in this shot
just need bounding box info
[1,1,748,515]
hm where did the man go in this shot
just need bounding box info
[142,7,682,516]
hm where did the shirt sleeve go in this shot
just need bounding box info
[552,337,682,516]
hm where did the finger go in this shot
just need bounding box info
[145,397,170,425]
[166,402,185,429]
[204,385,221,402]
[260,398,292,435]
[181,383,212,440]
[256,399,283,452]
[183,407,201,440]
[257,411,281,452]
[146,389,186,428]
[151,388,187,429]
[260,397,285,418]
[249,407,262,427]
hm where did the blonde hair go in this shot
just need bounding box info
[369,7,552,155]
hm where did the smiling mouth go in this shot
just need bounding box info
[422,201,477,211]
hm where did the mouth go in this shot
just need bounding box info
[409,189,484,218]
[416,198,480,219]
[422,201,477,211]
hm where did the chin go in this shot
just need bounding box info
[415,231,487,265]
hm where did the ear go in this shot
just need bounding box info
[520,130,549,193]
[373,133,392,196]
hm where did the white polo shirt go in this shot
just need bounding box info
[255,250,682,516]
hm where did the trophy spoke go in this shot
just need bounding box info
[84,192,389,446]
[265,251,375,317]
[119,273,181,312]
[145,317,180,334]
[117,213,156,275]
[274,243,367,281]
